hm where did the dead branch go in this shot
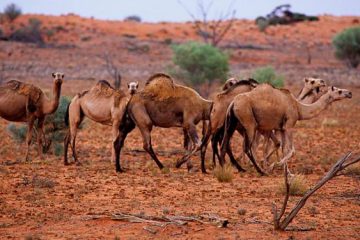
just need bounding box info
[111,212,228,228]
[273,152,360,231]
[178,0,236,47]
[98,52,121,89]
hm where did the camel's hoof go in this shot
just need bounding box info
[175,161,183,168]
[116,169,125,173]
[187,164,194,172]
[64,162,70,166]
[238,168,246,173]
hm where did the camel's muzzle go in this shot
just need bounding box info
[345,92,352,98]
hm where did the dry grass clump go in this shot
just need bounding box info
[279,174,309,196]
[213,163,233,183]
[343,164,360,178]
[321,118,340,127]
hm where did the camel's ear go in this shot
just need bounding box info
[304,78,309,83]
[127,83,130,89]
[136,81,139,88]
[331,86,335,91]
[52,72,56,78]
[61,73,65,79]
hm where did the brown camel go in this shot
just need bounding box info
[113,73,213,172]
[220,84,352,173]
[198,78,259,173]
[64,80,128,165]
[0,72,64,161]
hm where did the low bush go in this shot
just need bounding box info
[213,163,233,183]
[9,18,44,44]
[251,66,284,87]
[279,174,308,196]
[124,15,142,22]
[3,3,22,22]
[171,41,229,86]
[332,26,360,68]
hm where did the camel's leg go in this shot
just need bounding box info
[279,130,295,165]
[183,129,192,151]
[36,116,45,160]
[263,131,281,165]
[114,119,135,172]
[242,126,266,175]
[67,103,83,165]
[227,141,246,172]
[64,130,70,165]
[199,122,213,173]
[111,119,120,164]
[25,117,35,162]
[219,117,237,168]
[175,123,199,171]
[211,134,219,167]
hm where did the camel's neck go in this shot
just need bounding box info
[297,85,312,101]
[297,93,332,120]
[43,82,62,114]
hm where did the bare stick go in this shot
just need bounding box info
[273,152,360,231]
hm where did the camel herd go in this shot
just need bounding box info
[0,72,352,175]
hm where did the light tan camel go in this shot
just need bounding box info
[198,78,259,173]
[113,73,213,172]
[127,81,139,95]
[64,80,128,165]
[220,84,352,172]
[0,72,64,161]
[255,77,327,165]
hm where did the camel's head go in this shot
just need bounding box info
[52,72,64,85]
[222,78,238,90]
[327,86,352,101]
[304,77,326,90]
[127,81,139,95]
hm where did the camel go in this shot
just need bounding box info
[64,80,128,165]
[197,78,259,173]
[205,77,327,174]
[254,77,327,166]
[113,73,213,172]
[219,84,352,173]
[127,81,139,95]
[0,72,64,161]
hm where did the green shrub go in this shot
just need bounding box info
[9,18,43,44]
[251,66,284,87]
[3,3,21,22]
[53,143,64,157]
[7,124,27,142]
[171,42,229,86]
[332,26,360,68]
[124,15,141,22]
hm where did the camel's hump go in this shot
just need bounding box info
[5,80,42,103]
[218,79,258,97]
[145,73,173,86]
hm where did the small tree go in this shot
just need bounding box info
[332,26,360,68]
[252,66,284,87]
[171,41,229,86]
[124,15,141,22]
[4,3,22,22]
[99,52,122,89]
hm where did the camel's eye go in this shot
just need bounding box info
[338,90,342,94]
[311,80,315,84]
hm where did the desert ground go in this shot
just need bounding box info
[0,14,359,239]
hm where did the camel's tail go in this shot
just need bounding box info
[64,103,70,126]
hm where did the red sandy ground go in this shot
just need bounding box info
[0,14,359,239]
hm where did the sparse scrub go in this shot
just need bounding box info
[31,175,56,188]
[332,26,360,68]
[279,174,308,196]
[343,164,360,177]
[3,3,21,22]
[213,163,233,183]
[124,15,142,22]
[171,42,229,86]
[321,118,339,127]
[237,208,247,215]
[9,17,44,44]
[252,66,284,87]
[7,124,27,142]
